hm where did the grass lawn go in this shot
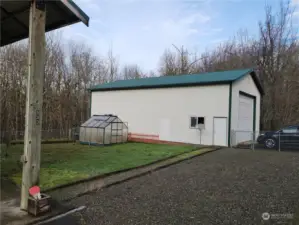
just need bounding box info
[1,142,196,190]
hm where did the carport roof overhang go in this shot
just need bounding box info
[0,0,89,47]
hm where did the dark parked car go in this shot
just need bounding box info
[257,125,299,149]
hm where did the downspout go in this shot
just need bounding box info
[200,129,202,145]
[89,90,92,118]
[228,82,233,147]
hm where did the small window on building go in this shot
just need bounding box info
[198,117,205,124]
[190,117,197,128]
[190,117,205,128]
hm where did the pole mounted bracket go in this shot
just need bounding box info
[35,0,46,11]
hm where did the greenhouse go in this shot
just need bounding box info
[79,114,128,145]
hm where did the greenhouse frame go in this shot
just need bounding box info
[80,114,128,145]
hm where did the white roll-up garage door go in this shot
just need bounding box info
[237,94,254,143]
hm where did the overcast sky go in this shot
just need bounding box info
[61,0,299,72]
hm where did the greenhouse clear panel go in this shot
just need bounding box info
[80,115,128,145]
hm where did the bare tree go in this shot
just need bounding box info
[257,0,298,129]
[121,64,144,80]
[159,45,208,75]
[0,31,142,140]
[106,47,119,82]
[159,49,178,75]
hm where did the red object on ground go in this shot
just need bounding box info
[29,186,41,199]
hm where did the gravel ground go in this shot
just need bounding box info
[49,148,299,225]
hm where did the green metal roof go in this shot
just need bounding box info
[90,68,264,95]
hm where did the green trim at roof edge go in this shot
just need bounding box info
[61,0,89,26]
[89,81,233,92]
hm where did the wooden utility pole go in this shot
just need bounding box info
[20,0,46,210]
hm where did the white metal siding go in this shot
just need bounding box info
[231,74,261,138]
[91,85,230,145]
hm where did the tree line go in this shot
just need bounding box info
[0,1,298,143]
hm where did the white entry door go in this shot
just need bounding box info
[213,117,227,146]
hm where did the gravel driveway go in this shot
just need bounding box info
[61,148,299,225]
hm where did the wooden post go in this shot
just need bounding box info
[20,0,46,211]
